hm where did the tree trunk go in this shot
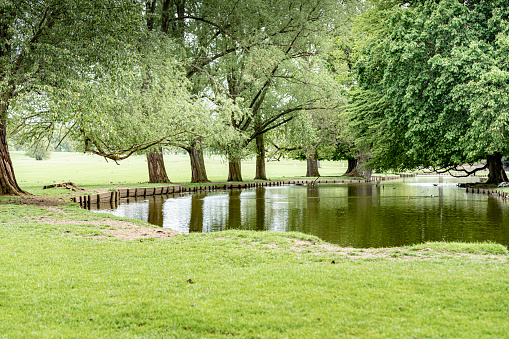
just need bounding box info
[344,158,358,176]
[187,145,209,183]
[0,19,25,196]
[343,156,372,180]
[485,153,508,185]
[147,147,171,183]
[0,118,26,195]
[254,133,267,180]
[228,158,243,182]
[306,150,320,177]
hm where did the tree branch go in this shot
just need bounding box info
[430,163,488,177]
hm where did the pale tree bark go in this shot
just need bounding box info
[228,158,243,182]
[254,133,267,180]
[147,147,171,183]
[185,139,209,183]
[0,117,27,195]
[306,149,320,177]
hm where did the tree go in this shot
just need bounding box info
[25,141,52,161]
[0,1,145,195]
[325,1,378,179]
[350,0,509,184]
[144,0,181,183]
[2,1,204,194]
[157,0,350,182]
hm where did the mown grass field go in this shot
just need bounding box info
[0,201,507,338]
[10,151,351,193]
[1,151,508,338]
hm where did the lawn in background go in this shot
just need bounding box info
[10,151,349,191]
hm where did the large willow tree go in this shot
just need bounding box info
[0,1,145,194]
[350,0,509,184]
[1,1,201,194]
[142,0,349,182]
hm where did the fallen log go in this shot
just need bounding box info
[43,182,85,191]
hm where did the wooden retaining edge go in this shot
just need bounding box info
[72,175,407,207]
[418,173,488,177]
[465,186,509,200]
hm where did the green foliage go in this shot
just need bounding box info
[349,0,509,172]
[161,0,350,162]
[25,143,52,161]
[1,1,152,172]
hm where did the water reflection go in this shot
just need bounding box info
[91,177,509,248]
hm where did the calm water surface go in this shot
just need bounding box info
[91,176,509,248]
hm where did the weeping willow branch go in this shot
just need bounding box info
[83,131,200,163]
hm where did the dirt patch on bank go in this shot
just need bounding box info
[84,220,180,241]
[257,238,508,261]
[3,195,180,241]
[0,195,70,207]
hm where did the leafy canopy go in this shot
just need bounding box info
[349,0,509,172]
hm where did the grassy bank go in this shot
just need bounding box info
[3,152,508,337]
[0,198,508,338]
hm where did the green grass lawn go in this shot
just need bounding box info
[0,201,507,338]
[3,152,508,337]
[10,151,351,193]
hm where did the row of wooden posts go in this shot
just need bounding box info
[465,186,509,199]
[73,175,405,208]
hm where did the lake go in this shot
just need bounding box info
[90,176,509,248]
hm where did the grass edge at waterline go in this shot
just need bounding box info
[0,199,508,338]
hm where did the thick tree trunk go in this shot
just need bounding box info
[0,118,26,195]
[306,150,320,177]
[228,158,243,182]
[254,133,267,180]
[344,158,358,176]
[187,145,209,183]
[343,156,372,180]
[485,153,508,184]
[147,147,171,183]
[0,20,25,196]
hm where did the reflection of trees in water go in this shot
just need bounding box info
[148,196,164,226]
[255,187,266,231]
[306,185,320,216]
[227,189,242,230]
[484,197,509,245]
[102,181,509,247]
[345,184,378,247]
[189,193,206,233]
